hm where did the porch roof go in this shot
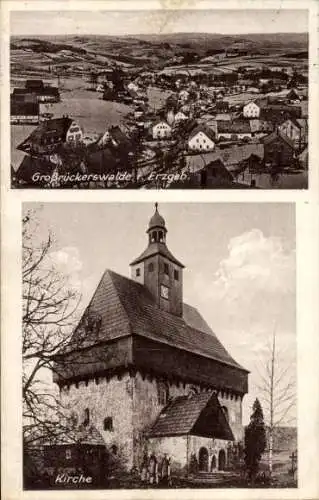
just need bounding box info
[147,392,234,441]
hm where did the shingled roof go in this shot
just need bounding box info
[17,117,73,151]
[130,242,184,268]
[68,270,243,371]
[148,392,234,440]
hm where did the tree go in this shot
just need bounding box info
[22,211,80,448]
[255,328,296,477]
[244,398,266,481]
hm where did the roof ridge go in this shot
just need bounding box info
[103,269,133,335]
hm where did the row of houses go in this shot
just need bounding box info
[150,115,307,152]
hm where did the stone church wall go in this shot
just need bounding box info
[60,373,134,468]
[217,392,244,442]
[59,371,244,472]
[131,372,199,467]
[147,436,188,474]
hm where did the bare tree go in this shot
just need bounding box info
[255,327,296,476]
[22,210,81,447]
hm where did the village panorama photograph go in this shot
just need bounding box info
[22,202,297,489]
[11,9,308,189]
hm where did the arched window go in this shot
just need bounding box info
[157,381,170,405]
[83,408,90,426]
[148,262,154,272]
[103,417,113,431]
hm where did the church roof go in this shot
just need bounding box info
[67,270,244,371]
[130,242,184,268]
[147,392,234,440]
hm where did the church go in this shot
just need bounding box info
[53,204,249,476]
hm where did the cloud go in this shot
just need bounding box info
[214,229,295,300]
[49,246,83,277]
[189,229,296,425]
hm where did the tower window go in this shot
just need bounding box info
[103,417,113,431]
[65,449,72,460]
[148,262,154,272]
[159,231,163,242]
[174,269,179,281]
[83,408,90,426]
[164,263,169,275]
[136,268,140,277]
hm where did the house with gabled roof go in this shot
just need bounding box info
[188,125,216,152]
[243,98,268,118]
[263,129,296,168]
[286,88,301,104]
[17,116,83,155]
[152,120,172,140]
[52,205,249,476]
[278,118,307,149]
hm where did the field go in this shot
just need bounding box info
[10,32,308,76]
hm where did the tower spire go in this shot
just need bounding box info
[147,203,167,244]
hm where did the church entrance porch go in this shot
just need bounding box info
[198,447,209,472]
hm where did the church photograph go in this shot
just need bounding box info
[22,202,296,489]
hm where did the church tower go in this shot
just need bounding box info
[130,203,185,316]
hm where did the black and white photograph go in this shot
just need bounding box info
[22,202,297,489]
[10,9,308,189]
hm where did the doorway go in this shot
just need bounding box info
[218,449,226,471]
[198,447,209,472]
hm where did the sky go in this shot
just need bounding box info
[24,202,296,426]
[11,9,308,36]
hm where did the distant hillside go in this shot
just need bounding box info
[128,32,308,50]
[10,32,308,72]
[266,426,297,452]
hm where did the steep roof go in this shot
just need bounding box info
[185,144,264,171]
[68,270,244,372]
[188,125,215,143]
[130,242,184,268]
[108,126,132,150]
[15,155,55,184]
[17,117,73,150]
[33,424,105,447]
[152,120,171,128]
[263,129,295,149]
[217,120,251,134]
[148,392,234,440]
[286,89,300,100]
